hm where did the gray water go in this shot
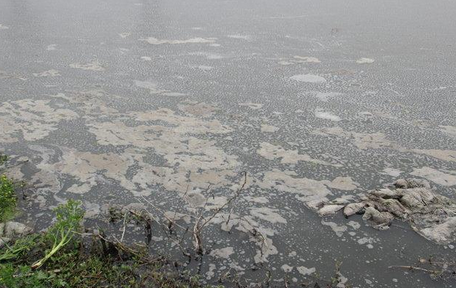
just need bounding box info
[1,0,456,287]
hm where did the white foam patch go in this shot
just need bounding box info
[46,44,57,51]
[278,61,293,66]
[290,74,326,83]
[119,32,131,38]
[347,221,360,230]
[33,69,60,77]
[293,56,320,63]
[321,220,347,237]
[356,58,375,64]
[140,37,216,45]
[70,60,105,71]
[315,109,341,121]
[206,263,216,280]
[198,65,213,71]
[440,126,456,137]
[239,102,263,110]
[325,177,358,190]
[189,52,223,59]
[412,149,456,163]
[281,264,293,273]
[411,167,456,186]
[227,34,250,40]
[297,266,316,276]
[260,124,279,133]
[134,80,185,96]
[357,237,375,249]
[314,92,342,102]
[257,142,338,166]
[250,207,287,224]
[210,247,234,259]
[0,99,79,143]
[382,167,402,177]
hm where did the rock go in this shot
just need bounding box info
[394,178,430,189]
[371,188,400,199]
[419,217,456,244]
[406,179,431,189]
[399,188,436,209]
[0,221,32,248]
[394,179,408,189]
[331,197,351,205]
[0,237,11,249]
[344,178,456,244]
[318,204,344,216]
[343,203,365,217]
[362,207,394,230]
[380,198,409,219]
[0,221,32,239]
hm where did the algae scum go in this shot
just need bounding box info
[1,0,456,287]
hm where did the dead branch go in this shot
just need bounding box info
[120,212,128,242]
[199,172,247,231]
[139,196,187,231]
[388,265,441,274]
[191,172,248,254]
[128,208,191,258]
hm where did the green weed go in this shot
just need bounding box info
[0,234,39,262]
[0,154,7,166]
[0,174,16,222]
[32,200,84,269]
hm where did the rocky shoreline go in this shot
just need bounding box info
[317,178,456,245]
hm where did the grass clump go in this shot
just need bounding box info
[0,200,209,288]
[0,153,17,222]
[0,174,16,222]
[1,252,205,288]
[32,200,84,269]
[0,154,7,166]
[0,235,38,262]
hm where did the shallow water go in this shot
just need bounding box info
[1,0,456,287]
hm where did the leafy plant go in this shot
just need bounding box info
[0,153,7,165]
[0,263,51,288]
[31,200,84,269]
[0,174,16,222]
[0,234,39,262]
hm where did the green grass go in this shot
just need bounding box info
[0,235,38,262]
[0,174,16,222]
[0,252,205,288]
[32,200,84,269]
[0,200,210,288]
[0,242,208,288]
[0,153,17,222]
[0,153,7,166]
